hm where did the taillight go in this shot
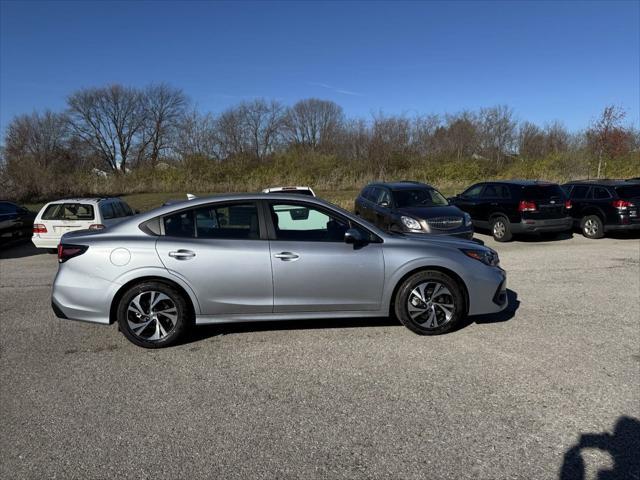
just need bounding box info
[33,224,47,234]
[564,200,572,210]
[612,199,632,210]
[518,200,537,212]
[89,224,106,230]
[57,243,89,263]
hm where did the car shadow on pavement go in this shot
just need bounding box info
[0,241,50,259]
[559,416,640,480]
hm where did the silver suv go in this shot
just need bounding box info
[52,194,507,348]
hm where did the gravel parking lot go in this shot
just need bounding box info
[1,232,639,479]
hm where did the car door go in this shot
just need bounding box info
[478,183,500,220]
[568,185,591,221]
[155,201,273,315]
[371,188,393,230]
[360,187,379,223]
[454,184,485,225]
[266,201,385,313]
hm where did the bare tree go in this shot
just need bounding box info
[140,83,188,166]
[443,111,478,160]
[518,121,545,158]
[67,84,146,173]
[411,114,440,157]
[369,114,412,176]
[587,105,630,177]
[215,106,249,159]
[239,99,286,160]
[283,98,344,151]
[175,109,219,160]
[479,105,517,166]
[4,111,70,168]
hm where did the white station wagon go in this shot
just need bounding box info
[32,197,136,250]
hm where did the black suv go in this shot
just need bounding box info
[562,179,640,238]
[449,180,572,242]
[354,181,473,239]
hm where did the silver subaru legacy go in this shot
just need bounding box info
[51,194,507,348]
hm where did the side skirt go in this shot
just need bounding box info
[196,310,388,325]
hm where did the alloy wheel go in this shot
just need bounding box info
[493,220,506,239]
[584,219,598,236]
[407,281,455,329]
[127,291,178,341]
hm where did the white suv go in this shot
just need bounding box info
[32,197,136,250]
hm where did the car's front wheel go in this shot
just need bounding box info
[394,271,465,335]
[117,281,190,348]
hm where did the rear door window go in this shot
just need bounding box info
[0,202,18,215]
[592,187,611,200]
[42,203,95,221]
[569,185,590,199]
[194,203,260,239]
[100,203,116,220]
[481,184,499,198]
[163,210,195,238]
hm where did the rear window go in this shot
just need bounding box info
[616,185,640,198]
[42,203,95,221]
[521,185,566,200]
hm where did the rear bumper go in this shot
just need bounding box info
[32,235,61,249]
[511,217,572,234]
[604,221,640,232]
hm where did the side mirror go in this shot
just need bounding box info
[344,228,365,245]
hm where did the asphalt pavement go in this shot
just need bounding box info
[1,232,639,479]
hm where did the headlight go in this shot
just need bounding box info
[401,216,423,230]
[463,212,472,227]
[461,248,500,266]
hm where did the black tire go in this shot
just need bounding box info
[394,270,465,335]
[580,215,604,239]
[117,281,190,348]
[491,215,512,242]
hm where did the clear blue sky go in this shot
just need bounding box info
[1,0,638,134]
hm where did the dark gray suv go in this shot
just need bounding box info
[354,181,474,239]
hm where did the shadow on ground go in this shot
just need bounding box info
[182,288,520,345]
[560,416,640,480]
[0,241,50,259]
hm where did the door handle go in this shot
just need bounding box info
[168,249,196,260]
[274,251,299,261]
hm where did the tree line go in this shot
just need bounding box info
[1,83,638,201]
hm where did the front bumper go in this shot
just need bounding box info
[466,265,508,316]
[511,217,572,234]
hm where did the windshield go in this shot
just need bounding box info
[521,185,565,200]
[616,185,640,198]
[394,188,449,208]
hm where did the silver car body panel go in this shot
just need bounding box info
[52,193,507,326]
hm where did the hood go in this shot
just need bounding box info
[398,232,486,249]
[396,204,465,219]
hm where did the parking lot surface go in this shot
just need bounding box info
[1,233,639,479]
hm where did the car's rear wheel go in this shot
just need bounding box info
[581,215,604,239]
[491,216,512,242]
[117,281,190,348]
[394,271,465,335]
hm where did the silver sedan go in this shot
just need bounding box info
[51,194,507,348]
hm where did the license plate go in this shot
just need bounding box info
[53,226,82,233]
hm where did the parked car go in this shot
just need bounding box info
[449,180,572,242]
[562,179,640,238]
[262,186,316,197]
[32,197,136,250]
[354,181,474,239]
[0,201,35,248]
[51,193,507,348]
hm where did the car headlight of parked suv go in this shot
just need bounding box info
[461,248,500,266]
[463,212,472,227]
[401,216,423,231]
